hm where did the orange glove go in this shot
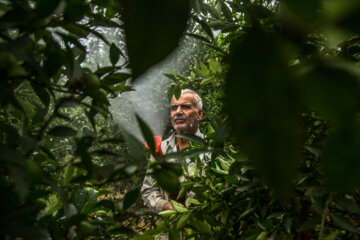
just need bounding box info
[145,136,163,158]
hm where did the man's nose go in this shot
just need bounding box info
[175,106,184,114]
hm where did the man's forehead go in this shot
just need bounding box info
[171,93,196,105]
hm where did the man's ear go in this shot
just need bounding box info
[198,109,203,120]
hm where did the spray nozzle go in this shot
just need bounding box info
[145,136,163,156]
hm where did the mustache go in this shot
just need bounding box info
[174,115,186,121]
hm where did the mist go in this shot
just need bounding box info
[80,25,204,142]
[110,36,203,142]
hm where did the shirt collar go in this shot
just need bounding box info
[166,129,203,149]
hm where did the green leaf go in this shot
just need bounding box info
[77,24,110,45]
[111,83,135,93]
[75,137,93,174]
[321,121,360,191]
[64,23,89,38]
[192,16,214,39]
[35,0,60,18]
[214,118,230,145]
[255,232,267,240]
[330,213,360,234]
[338,5,360,33]
[302,64,359,128]
[185,197,200,207]
[102,73,131,85]
[89,12,123,28]
[191,218,211,234]
[63,0,89,22]
[121,0,190,80]
[297,215,321,232]
[136,114,155,156]
[123,188,140,210]
[204,3,221,19]
[45,193,62,216]
[153,169,180,194]
[266,212,285,219]
[221,2,233,21]
[225,27,301,196]
[176,134,206,145]
[324,231,341,240]
[282,0,321,21]
[162,148,210,161]
[160,162,183,176]
[110,43,121,66]
[167,87,175,102]
[31,82,50,107]
[174,86,181,100]
[95,66,118,77]
[48,126,77,137]
[122,130,144,162]
[9,226,51,240]
[186,33,212,44]
[335,198,360,214]
[64,163,74,185]
[169,228,180,240]
[79,221,95,235]
[176,213,190,229]
[158,210,177,217]
[170,200,187,213]
[164,73,178,82]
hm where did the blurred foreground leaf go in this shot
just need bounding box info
[225,27,301,196]
[121,0,190,80]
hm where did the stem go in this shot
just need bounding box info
[319,195,331,240]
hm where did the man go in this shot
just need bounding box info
[141,89,203,212]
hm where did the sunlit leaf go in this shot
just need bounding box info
[193,16,214,39]
[170,200,187,213]
[158,210,176,217]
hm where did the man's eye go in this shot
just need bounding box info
[181,104,191,109]
[171,105,178,111]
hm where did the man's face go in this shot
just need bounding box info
[171,93,203,134]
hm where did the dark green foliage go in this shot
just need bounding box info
[155,0,360,238]
[0,0,145,238]
[1,0,360,239]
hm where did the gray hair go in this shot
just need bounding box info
[181,89,203,111]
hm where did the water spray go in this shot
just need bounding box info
[108,32,205,150]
